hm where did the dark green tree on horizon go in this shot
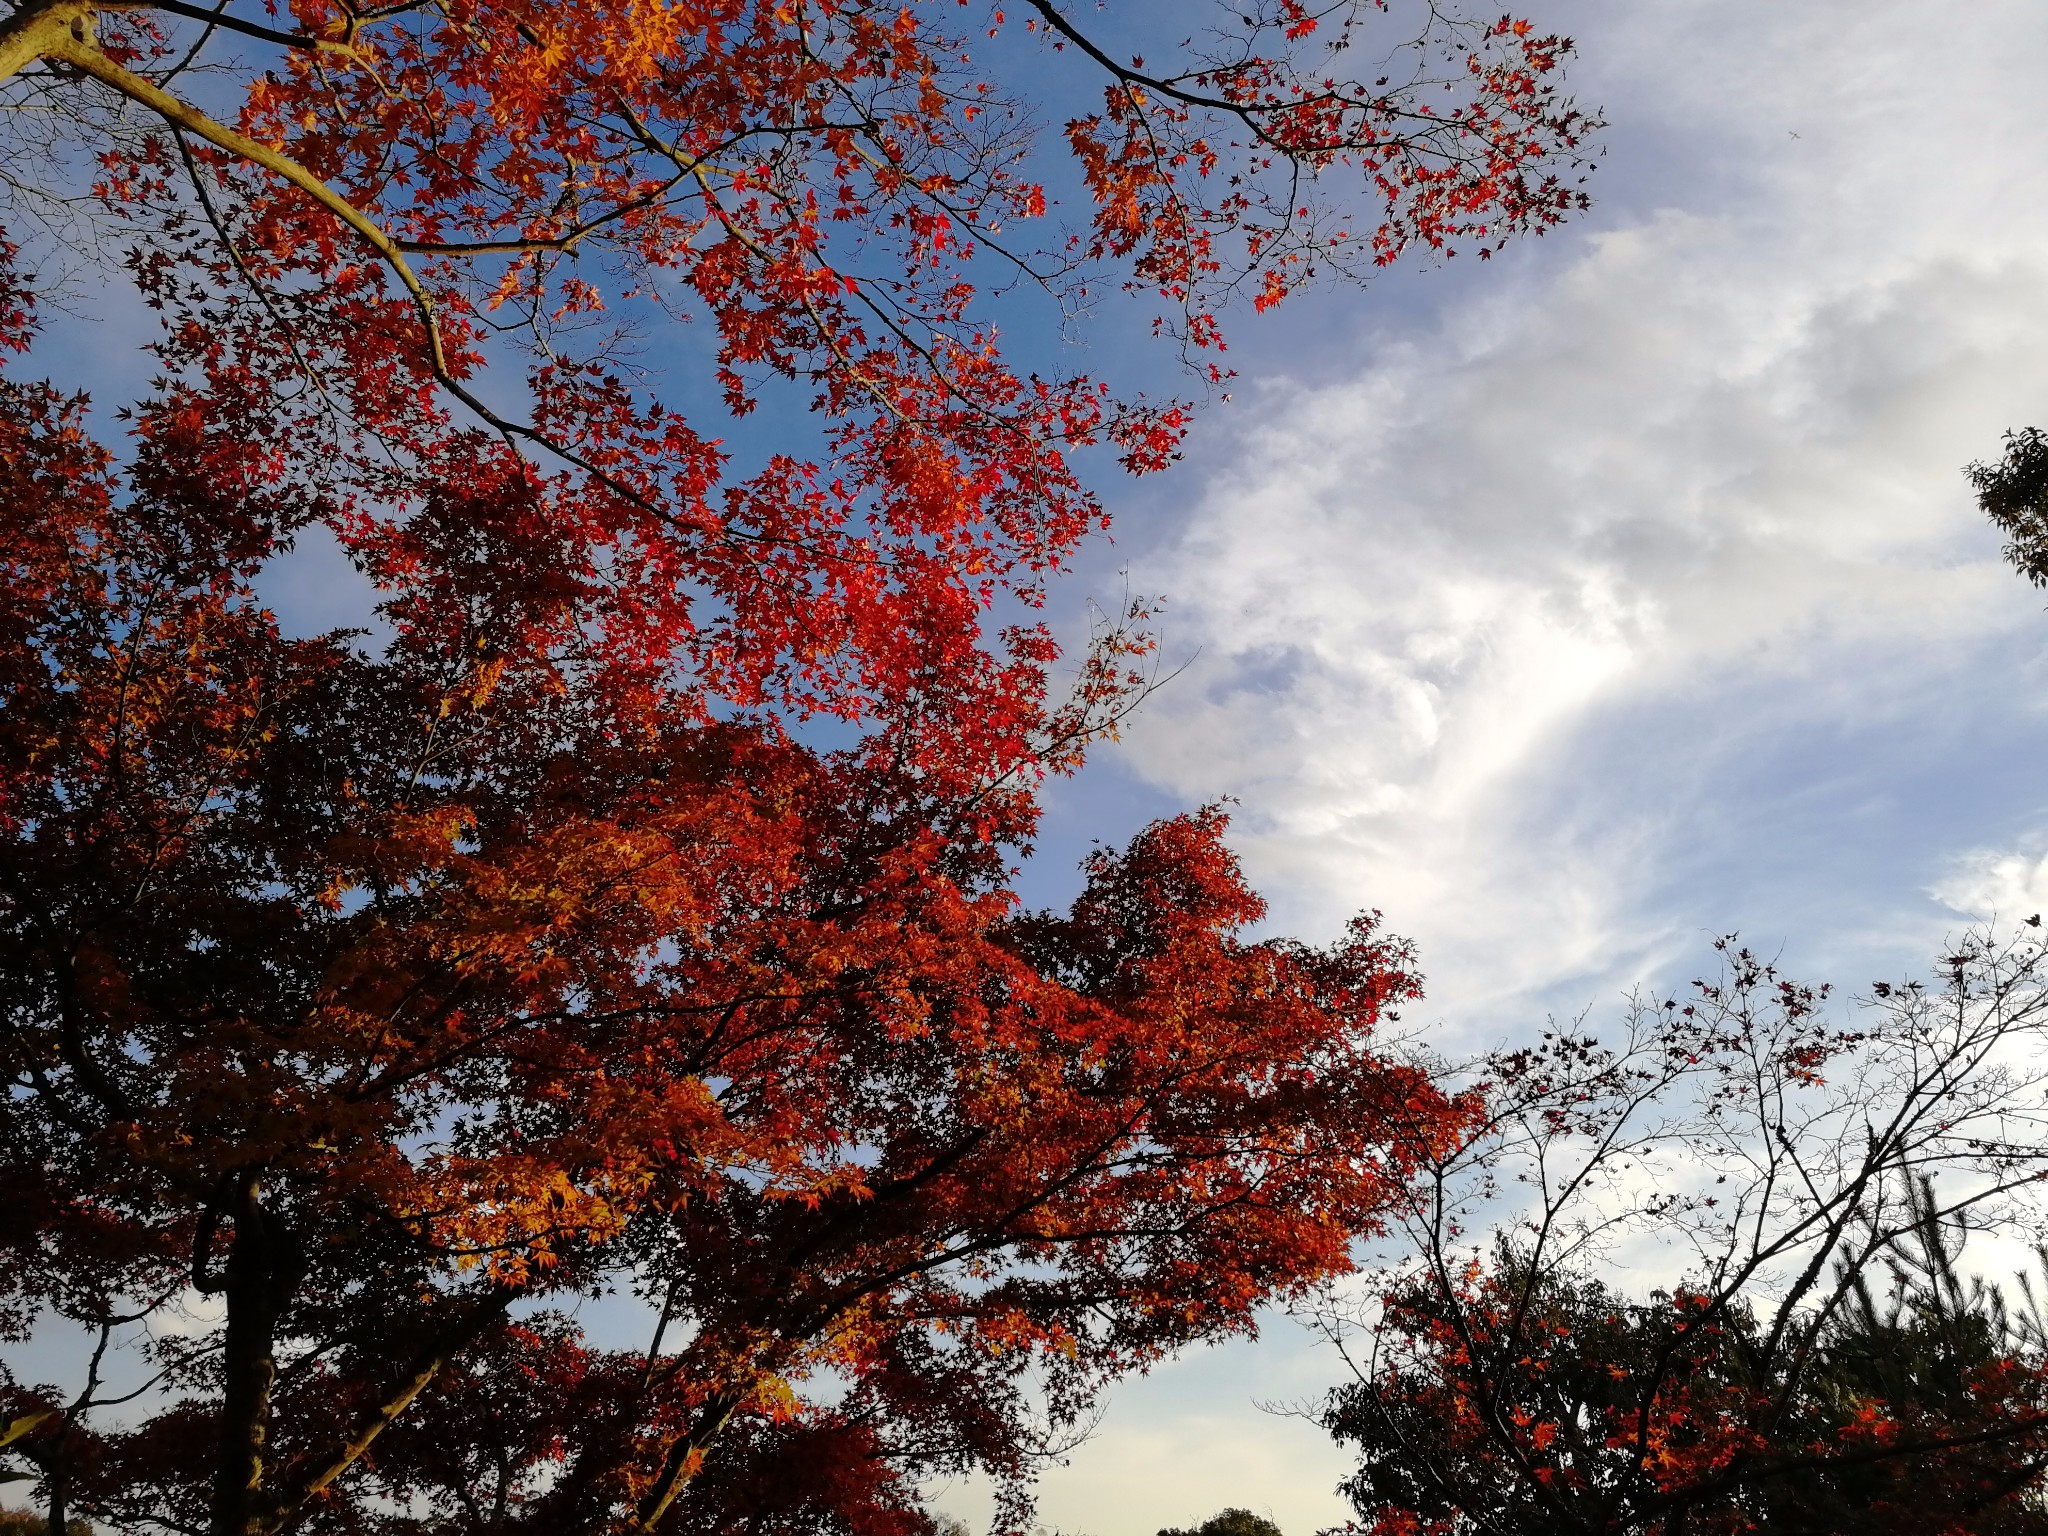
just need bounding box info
[1970,427,2048,586]
[1158,1508,1285,1536]
[0,1510,91,1536]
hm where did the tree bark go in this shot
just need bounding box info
[626,1391,743,1535]
[209,1181,299,1536]
[0,0,92,86]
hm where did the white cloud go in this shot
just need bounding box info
[1933,844,2048,923]
[1107,0,2048,1026]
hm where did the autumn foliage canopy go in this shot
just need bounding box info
[1324,939,2048,1536]
[0,0,1597,1532]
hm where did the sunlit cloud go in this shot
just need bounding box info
[1109,0,2048,1023]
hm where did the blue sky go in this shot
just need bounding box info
[951,3,2048,1532]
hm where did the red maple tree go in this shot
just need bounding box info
[0,383,1469,1531]
[0,2,1595,1532]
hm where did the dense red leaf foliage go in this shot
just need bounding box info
[0,317,1472,1533]
[0,2,1594,1531]
[0,0,1596,782]
[1333,1255,2048,1536]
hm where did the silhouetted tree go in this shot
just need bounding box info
[1158,1509,1284,1536]
[1969,427,2048,585]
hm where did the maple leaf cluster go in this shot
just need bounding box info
[0,0,1601,725]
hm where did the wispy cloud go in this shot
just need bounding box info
[1109,0,2048,1024]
